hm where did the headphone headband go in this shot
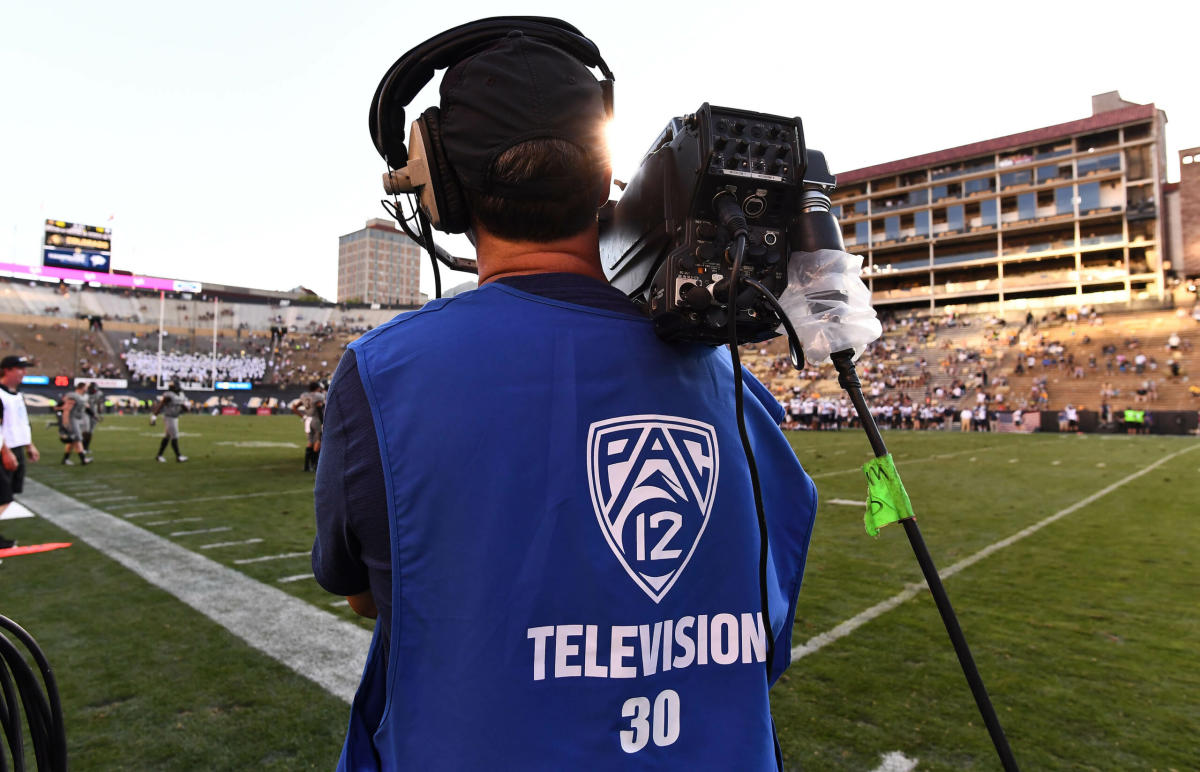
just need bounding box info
[370,16,615,168]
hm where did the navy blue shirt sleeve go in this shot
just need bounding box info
[312,349,390,606]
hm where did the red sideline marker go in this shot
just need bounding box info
[0,543,72,558]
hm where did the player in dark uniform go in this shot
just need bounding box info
[291,381,326,472]
[59,382,91,465]
[82,382,103,455]
[151,382,189,463]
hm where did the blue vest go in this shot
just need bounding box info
[341,283,817,770]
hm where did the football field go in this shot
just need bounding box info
[2,414,1197,770]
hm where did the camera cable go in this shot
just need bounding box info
[714,192,777,681]
[0,615,67,772]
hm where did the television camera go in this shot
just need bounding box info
[600,103,844,347]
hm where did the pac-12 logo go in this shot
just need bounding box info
[587,415,719,603]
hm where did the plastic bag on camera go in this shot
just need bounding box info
[776,249,882,365]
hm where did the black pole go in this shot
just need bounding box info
[831,350,1019,772]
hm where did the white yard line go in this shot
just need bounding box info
[18,480,368,703]
[277,573,314,584]
[200,538,265,550]
[827,498,866,507]
[234,551,311,565]
[146,517,203,526]
[123,510,171,519]
[791,443,1199,662]
[171,526,232,537]
[809,445,1003,479]
[90,495,139,503]
[106,488,313,508]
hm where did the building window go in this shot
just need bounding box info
[1078,182,1101,213]
[1017,193,1036,221]
[980,199,997,227]
[1077,152,1121,177]
[947,205,964,232]
[856,221,869,245]
[1055,186,1074,216]
[885,216,900,241]
[965,177,996,195]
[1037,164,1072,184]
[914,210,930,237]
[1000,170,1032,189]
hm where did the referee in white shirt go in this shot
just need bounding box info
[0,356,42,549]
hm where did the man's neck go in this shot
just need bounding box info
[474,223,607,285]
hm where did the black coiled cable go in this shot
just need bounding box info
[0,615,67,772]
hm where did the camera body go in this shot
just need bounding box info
[600,103,838,345]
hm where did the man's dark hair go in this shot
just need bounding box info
[464,138,606,243]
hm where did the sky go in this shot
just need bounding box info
[2,0,1196,301]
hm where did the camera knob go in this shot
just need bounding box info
[696,243,720,263]
[680,283,713,310]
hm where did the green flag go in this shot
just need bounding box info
[862,454,916,537]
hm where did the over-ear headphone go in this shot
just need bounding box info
[369,16,615,235]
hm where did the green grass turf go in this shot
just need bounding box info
[1,415,1197,769]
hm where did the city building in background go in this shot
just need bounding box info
[337,218,421,306]
[832,91,1171,313]
[1171,145,1200,278]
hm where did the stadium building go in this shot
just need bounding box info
[337,218,422,305]
[832,91,1172,314]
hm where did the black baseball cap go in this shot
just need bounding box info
[0,356,32,370]
[439,31,609,199]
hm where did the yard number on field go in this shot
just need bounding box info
[621,689,680,753]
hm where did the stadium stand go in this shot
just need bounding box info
[738,295,1200,422]
[0,276,403,387]
[2,275,1197,419]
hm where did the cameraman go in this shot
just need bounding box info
[312,22,817,769]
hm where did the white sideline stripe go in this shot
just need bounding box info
[107,488,312,508]
[35,465,297,482]
[146,517,203,526]
[791,443,1200,662]
[330,600,350,607]
[90,495,139,503]
[809,445,1002,479]
[124,510,170,519]
[171,526,232,536]
[235,551,310,565]
[278,573,314,584]
[827,498,866,507]
[18,480,368,702]
[200,538,265,550]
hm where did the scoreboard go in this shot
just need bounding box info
[43,219,112,272]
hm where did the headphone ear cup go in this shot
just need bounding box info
[417,107,470,234]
